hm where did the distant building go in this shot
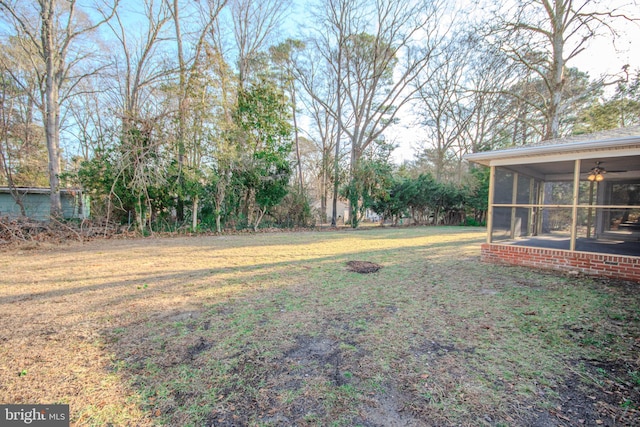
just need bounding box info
[311,198,349,225]
[0,187,90,221]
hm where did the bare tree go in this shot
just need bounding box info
[0,70,28,215]
[296,0,358,226]
[489,0,638,140]
[298,0,354,226]
[0,0,118,217]
[304,0,445,226]
[204,16,240,233]
[297,54,340,223]
[67,74,116,160]
[107,1,172,121]
[415,29,526,181]
[166,0,226,228]
[229,0,291,88]
[414,36,472,182]
[461,33,520,154]
[270,39,305,194]
[101,0,174,231]
[0,39,49,197]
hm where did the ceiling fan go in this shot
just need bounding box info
[586,161,626,181]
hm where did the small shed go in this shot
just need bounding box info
[465,126,640,282]
[0,187,90,221]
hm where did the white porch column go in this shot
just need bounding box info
[510,173,519,239]
[570,159,581,251]
[487,165,495,244]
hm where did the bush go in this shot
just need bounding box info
[462,217,485,227]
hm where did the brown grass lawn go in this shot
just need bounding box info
[1,226,639,426]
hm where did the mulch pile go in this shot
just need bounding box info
[346,260,382,273]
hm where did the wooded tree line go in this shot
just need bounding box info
[0,0,637,231]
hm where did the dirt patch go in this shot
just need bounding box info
[526,359,640,426]
[205,337,341,426]
[202,331,429,426]
[346,260,382,273]
[359,383,426,427]
[284,336,341,380]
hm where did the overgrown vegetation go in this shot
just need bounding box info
[2,228,638,426]
[1,1,638,231]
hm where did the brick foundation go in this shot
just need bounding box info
[481,243,640,282]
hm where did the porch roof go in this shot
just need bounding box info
[464,126,640,182]
[465,126,640,168]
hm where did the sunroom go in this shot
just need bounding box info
[465,126,640,282]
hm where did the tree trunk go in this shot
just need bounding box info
[321,149,327,223]
[246,187,256,228]
[253,207,265,232]
[331,28,343,227]
[172,0,186,223]
[331,123,341,227]
[545,0,566,140]
[216,214,222,233]
[291,86,304,193]
[42,1,62,217]
[215,180,225,233]
[192,195,199,230]
[0,96,27,217]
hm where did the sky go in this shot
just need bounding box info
[388,4,640,163]
[388,24,640,164]
[285,0,640,163]
[77,0,640,165]
[53,0,640,164]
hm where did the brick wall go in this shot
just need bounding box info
[481,244,640,282]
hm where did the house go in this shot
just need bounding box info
[311,198,350,225]
[0,187,90,221]
[464,126,640,282]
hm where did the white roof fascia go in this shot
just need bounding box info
[489,146,640,167]
[465,137,640,166]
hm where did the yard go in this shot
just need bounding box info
[1,227,639,426]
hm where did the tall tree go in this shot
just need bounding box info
[101,0,173,231]
[0,0,118,217]
[304,0,355,227]
[270,39,305,194]
[461,32,519,154]
[0,41,49,194]
[305,0,445,226]
[298,67,340,223]
[166,0,226,227]
[234,78,292,231]
[489,0,637,140]
[229,0,291,88]
[208,42,239,233]
[415,35,474,182]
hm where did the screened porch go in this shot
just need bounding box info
[465,127,640,260]
[489,155,640,257]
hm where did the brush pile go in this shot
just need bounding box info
[0,216,126,245]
